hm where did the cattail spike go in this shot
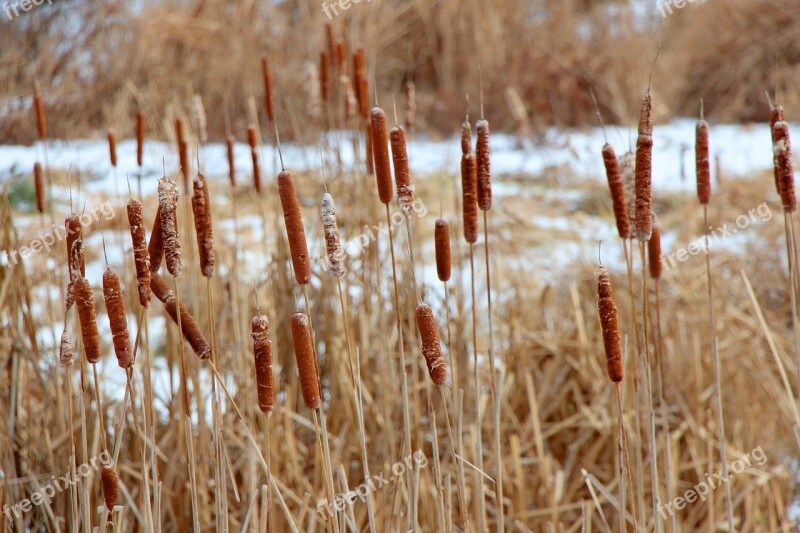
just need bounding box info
[696,119,711,205]
[770,104,785,195]
[597,267,623,382]
[59,329,74,367]
[34,162,44,213]
[461,153,479,244]
[251,315,274,414]
[434,218,451,282]
[602,144,629,239]
[321,192,345,277]
[148,205,164,273]
[476,119,492,211]
[150,273,211,359]
[65,214,85,277]
[103,269,133,369]
[108,131,117,167]
[634,89,654,241]
[192,173,215,278]
[416,303,448,385]
[127,199,151,306]
[101,467,120,511]
[774,121,796,212]
[390,126,414,215]
[158,178,181,276]
[278,171,311,284]
[290,313,320,409]
[136,112,145,167]
[33,81,47,139]
[226,135,236,187]
[648,223,662,280]
[370,107,393,204]
[262,56,275,123]
[75,277,101,364]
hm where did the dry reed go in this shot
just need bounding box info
[416,303,448,385]
[158,177,182,276]
[290,312,321,409]
[251,315,274,414]
[103,269,133,369]
[191,173,215,278]
[404,81,416,134]
[127,199,151,307]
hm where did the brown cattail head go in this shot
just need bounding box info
[461,153,479,244]
[434,218,451,282]
[100,467,120,511]
[127,200,151,307]
[108,131,118,167]
[136,112,144,167]
[251,315,274,414]
[179,140,190,192]
[278,171,311,285]
[261,56,275,123]
[602,144,629,239]
[321,192,345,277]
[634,89,654,241]
[404,81,416,134]
[158,178,182,276]
[390,126,415,215]
[596,267,623,383]
[33,81,47,139]
[370,107,394,204]
[774,121,796,213]
[65,214,85,277]
[290,312,320,409]
[226,135,236,187]
[771,105,785,195]
[416,303,448,385]
[251,147,261,193]
[648,222,662,280]
[320,52,330,102]
[59,329,73,367]
[357,69,369,121]
[103,269,133,369]
[64,239,83,312]
[476,119,492,211]
[174,118,184,145]
[150,273,211,359]
[192,173,215,278]
[75,276,101,364]
[148,205,163,273]
[34,162,44,213]
[325,23,336,67]
[461,119,471,155]
[696,120,711,205]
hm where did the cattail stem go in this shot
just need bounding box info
[468,243,487,530]
[615,384,638,531]
[64,362,79,531]
[206,278,228,531]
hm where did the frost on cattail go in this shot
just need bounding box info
[290,313,321,410]
[774,121,796,213]
[34,81,47,139]
[158,178,181,276]
[321,192,345,277]
[770,105,784,195]
[597,267,623,383]
[248,127,261,193]
[108,131,117,167]
[262,56,275,123]
[150,273,211,359]
[136,112,144,167]
[127,200,151,307]
[648,222,662,280]
[461,153,479,244]
[305,62,322,119]
[370,107,394,204]
[75,276,101,364]
[461,119,471,156]
[602,144,629,239]
[103,269,133,369]
[320,52,330,103]
[278,171,311,285]
[192,94,208,145]
[101,467,120,511]
[192,173,215,278]
[65,214,85,277]
[696,120,711,205]
[476,119,492,211]
[59,329,73,367]
[404,81,416,134]
[34,162,44,213]
[226,135,236,187]
[251,315,274,414]
[148,205,164,273]
[416,303,448,385]
[435,218,451,282]
[634,89,654,241]
[390,126,415,215]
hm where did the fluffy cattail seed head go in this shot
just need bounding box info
[191,174,215,278]
[774,121,796,213]
[278,171,311,284]
[461,119,471,155]
[66,214,85,277]
[251,315,274,414]
[476,119,492,211]
[434,218,451,282]
[34,162,44,213]
[108,131,117,167]
[696,120,711,205]
[597,267,623,383]
[59,330,73,367]
[321,193,346,277]
[648,223,662,280]
[416,303,448,385]
[370,107,394,204]
[127,200,151,306]
[101,467,120,511]
[461,153,479,244]
[103,269,133,369]
[158,178,181,276]
[390,126,415,215]
[290,313,320,410]
[136,112,144,167]
[602,144,629,239]
[75,276,101,364]
[634,90,654,241]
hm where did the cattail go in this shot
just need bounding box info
[461,119,471,155]
[435,218,451,282]
[321,192,345,277]
[150,273,211,359]
[179,140,190,192]
[774,121,796,213]
[175,118,184,145]
[461,153,479,244]
[325,23,336,68]
[390,126,414,215]
[404,81,416,134]
[33,81,47,139]
[226,135,236,187]
[33,162,44,213]
[248,127,261,193]
[75,276,101,364]
[342,75,357,121]
[251,315,274,414]
[290,312,321,409]
[648,223,662,280]
[262,56,275,123]
[136,112,144,167]
[602,144,629,239]
[634,89,654,241]
[620,152,636,226]
[158,178,181,276]
[278,171,311,284]
[696,120,711,205]
[59,329,73,367]
[597,267,623,383]
[337,41,347,73]
[770,105,784,195]
[100,467,120,511]
[103,269,133,369]
[355,49,369,120]
[126,200,151,306]
[416,303,448,385]
[108,131,117,167]
[64,239,83,312]
[192,95,208,145]
[148,205,164,273]
[365,122,374,175]
[321,52,330,102]
[370,107,393,204]
[191,173,215,278]
[476,119,492,211]
[65,214,85,277]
